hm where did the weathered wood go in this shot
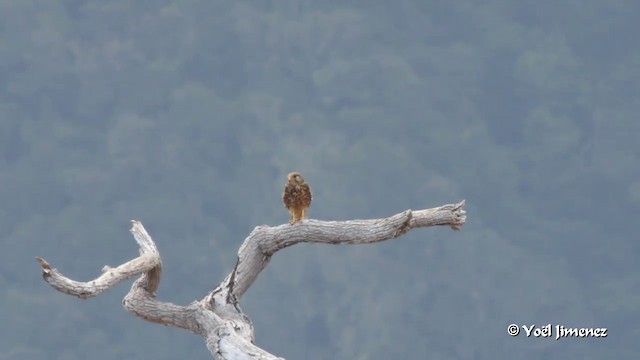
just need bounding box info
[35,223,161,299]
[226,200,466,300]
[37,200,466,359]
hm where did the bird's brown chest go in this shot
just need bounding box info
[283,184,311,207]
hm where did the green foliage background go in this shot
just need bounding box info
[1,1,638,359]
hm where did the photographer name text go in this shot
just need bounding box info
[507,323,607,340]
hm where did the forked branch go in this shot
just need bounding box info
[37,200,466,359]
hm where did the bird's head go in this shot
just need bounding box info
[287,172,305,185]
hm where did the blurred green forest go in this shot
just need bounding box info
[1,0,639,359]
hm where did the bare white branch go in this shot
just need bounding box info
[35,253,160,299]
[37,200,466,359]
[227,200,466,300]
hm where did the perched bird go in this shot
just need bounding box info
[282,172,312,224]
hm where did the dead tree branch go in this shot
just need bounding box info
[37,200,466,359]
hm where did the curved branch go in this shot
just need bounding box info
[228,200,466,300]
[36,221,161,298]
